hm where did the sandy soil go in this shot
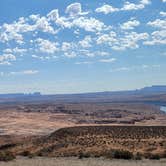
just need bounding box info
[0,103,166,135]
[0,111,74,135]
[0,157,166,166]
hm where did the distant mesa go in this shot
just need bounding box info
[139,85,166,92]
[0,92,41,98]
[0,85,166,102]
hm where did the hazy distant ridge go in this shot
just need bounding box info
[0,85,166,103]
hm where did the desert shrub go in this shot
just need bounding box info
[0,143,16,150]
[0,151,16,161]
[36,151,43,157]
[78,152,91,159]
[148,154,160,160]
[103,149,133,160]
[93,153,102,158]
[112,149,133,160]
[134,152,142,160]
[144,152,161,160]
[20,151,31,156]
[162,150,166,158]
[20,151,35,158]
[103,150,114,159]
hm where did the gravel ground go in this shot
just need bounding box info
[0,157,166,166]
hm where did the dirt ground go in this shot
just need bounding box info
[0,102,166,136]
[0,111,74,135]
[0,157,166,166]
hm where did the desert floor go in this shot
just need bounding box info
[0,157,166,166]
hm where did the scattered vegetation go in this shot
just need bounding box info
[0,126,166,161]
[78,152,91,159]
[0,151,15,161]
[134,152,142,160]
[112,149,133,160]
[102,149,133,160]
[147,154,160,160]
[20,151,35,158]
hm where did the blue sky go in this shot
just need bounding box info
[0,0,166,94]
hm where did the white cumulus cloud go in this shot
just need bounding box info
[65,3,88,17]
[72,17,106,32]
[79,36,92,48]
[35,38,59,54]
[121,19,140,30]
[0,54,16,65]
[144,30,166,45]
[147,19,166,29]
[121,1,144,11]
[160,11,166,17]
[95,4,119,14]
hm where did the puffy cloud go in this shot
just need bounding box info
[0,14,56,44]
[48,8,105,32]
[120,19,140,30]
[99,58,116,63]
[3,17,35,33]
[145,19,166,45]
[35,38,59,54]
[64,51,77,58]
[47,9,71,28]
[0,3,107,51]
[29,14,40,21]
[95,4,119,14]
[62,42,73,51]
[35,16,56,34]
[162,0,166,2]
[113,32,149,50]
[147,19,166,29]
[160,11,166,17]
[65,3,81,16]
[0,54,16,65]
[47,9,59,21]
[0,30,24,44]
[96,31,117,44]
[3,47,27,54]
[121,0,151,11]
[29,15,57,34]
[79,36,92,48]
[121,1,144,11]
[96,1,151,14]
[72,17,106,32]
[65,3,88,17]
[140,0,151,5]
[0,17,35,44]
[47,9,72,28]
[144,30,166,45]
[97,31,149,50]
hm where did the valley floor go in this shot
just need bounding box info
[0,157,166,166]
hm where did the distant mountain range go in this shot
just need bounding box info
[139,85,166,93]
[0,92,41,98]
[0,85,166,104]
